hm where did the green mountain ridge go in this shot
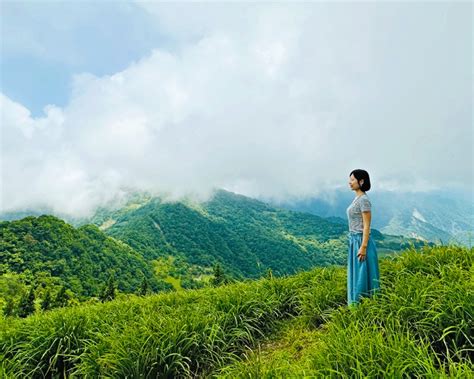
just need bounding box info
[84,189,429,279]
[0,189,433,314]
[0,215,171,302]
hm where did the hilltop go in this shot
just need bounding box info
[1,244,472,377]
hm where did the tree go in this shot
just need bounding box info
[138,277,149,296]
[18,287,35,318]
[41,289,52,311]
[53,285,70,308]
[211,262,227,286]
[99,275,116,302]
[266,267,273,279]
[3,297,16,317]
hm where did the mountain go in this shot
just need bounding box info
[0,215,172,300]
[0,189,432,307]
[259,188,473,247]
[78,189,430,281]
[82,190,345,279]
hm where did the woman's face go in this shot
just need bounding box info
[349,174,363,190]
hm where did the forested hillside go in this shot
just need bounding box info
[0,215,172,311]
[89,189,429,279]
[0,189,431,318]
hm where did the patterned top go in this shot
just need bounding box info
[346,193,372,232]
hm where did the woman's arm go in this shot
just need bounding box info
[361,210,371,248]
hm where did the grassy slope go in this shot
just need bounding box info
[215,245,474,378]
[1,244,472,378]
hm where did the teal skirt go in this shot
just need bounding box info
[347,231,381,306]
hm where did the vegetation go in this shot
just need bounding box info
[210,262,229,286]
[1,244,471,378]
[0,190,435,319]
[216,244,474,377]
[0,215,173,315]
[92,189,429,280]
[98,275,117,303]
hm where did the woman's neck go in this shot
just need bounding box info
[355,190,365,198]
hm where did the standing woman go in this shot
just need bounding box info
[346,169,381,306]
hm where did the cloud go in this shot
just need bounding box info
[1,2,472,217]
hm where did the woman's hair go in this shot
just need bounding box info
[350,169,371,192]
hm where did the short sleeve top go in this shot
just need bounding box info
[346,193,372,232]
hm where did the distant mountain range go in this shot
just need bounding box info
[258,188,473,248]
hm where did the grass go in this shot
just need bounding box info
[213,244,473,378]
[1,264,343,377]
[1,244,472,378]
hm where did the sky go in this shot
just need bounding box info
[1,1,472,217]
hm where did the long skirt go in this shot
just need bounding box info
[347,231,381,306]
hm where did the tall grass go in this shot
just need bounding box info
[2,245,471,378]
[1,264,344,378]
[214,245,473,378]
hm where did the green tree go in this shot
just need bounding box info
[138,277,149,296]
[3,297,16,317]
[99,275,116,302]
[211,262,227,286]
[41,289,52,311]
[266,267,273,279]
[18,287,35,318]
[53,285,70,308]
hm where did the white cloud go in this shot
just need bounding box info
[1,2,472,217]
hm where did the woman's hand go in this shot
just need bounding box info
[357,246,367,262]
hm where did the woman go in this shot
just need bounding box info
[346,169,381,307]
